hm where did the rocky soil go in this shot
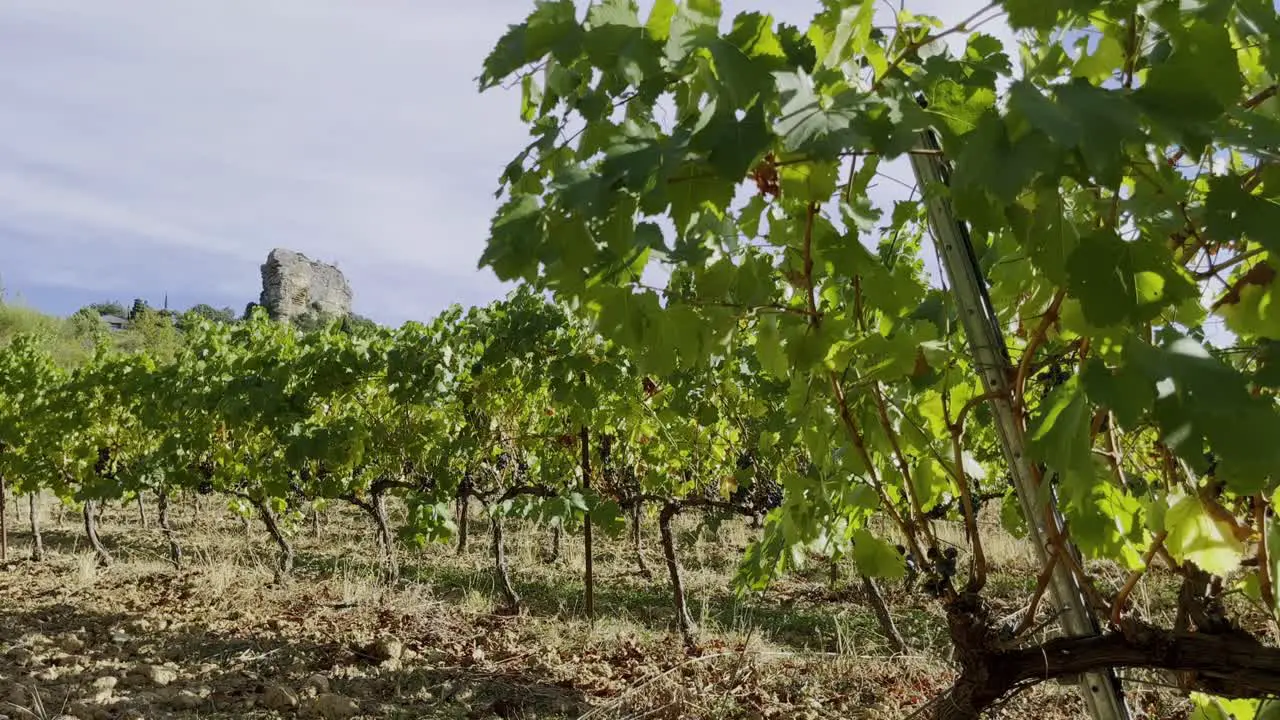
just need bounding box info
[0,500,1192,719]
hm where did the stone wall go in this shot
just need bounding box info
[258,248,353,322]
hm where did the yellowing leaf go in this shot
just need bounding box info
[1164,495,1245,576]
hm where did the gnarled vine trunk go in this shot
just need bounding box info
[83,500,112,566]
[631,501,651,579]
[0,473,7,562]
[932,591,1280,719]
[28,493,43,561]
[491,514,520,613]
[548,525,561,562]
[860,574,908,654]
[366,491,398,583]
[456,492,469,555]
[135,493,148,529]
[580,425,595,620]
[254,500,293,582]
[157,491,181,570]
[659,502,697,647]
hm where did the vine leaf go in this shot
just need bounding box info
[1204,177,1280,257]
[851,528,905,580]
[1127,334,1280,493]
[1066,230,1137,327]
[479,0,582,91]
[1135,20,1242,133]
[772,70,863,154]
[1027,374,1092,480]
[1164,495,1245,577]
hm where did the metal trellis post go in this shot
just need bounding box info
[906,127,1131,720]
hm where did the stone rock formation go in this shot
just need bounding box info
[258,248,353,322]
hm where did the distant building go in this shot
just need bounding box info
[99,314,129,331]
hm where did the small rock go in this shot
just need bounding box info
[304,673,330,694]
[262,684,299,711]
[89,686,113,705]
[47,651,74,666]
[33,667,61,682]
[131,664,178,687]
[58,635,86,653]
[373,637,403,662]
[168,690,203,710]
[68,702,106,720]
[125,619,152,634]
[5,648,33,666]
[92,677,118,691]
[308,693,359,719]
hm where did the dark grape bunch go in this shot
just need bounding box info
[1035,361,1072,389]
[922,547,960,598]
[729,453,783,516]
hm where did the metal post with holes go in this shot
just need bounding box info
[906,127,1131,720]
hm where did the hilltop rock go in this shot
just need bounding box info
[259,248,353,323]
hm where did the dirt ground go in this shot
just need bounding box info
[0,496,1193,719]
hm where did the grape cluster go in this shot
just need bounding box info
[896,545,920,592]
[1204,451,1219,476]
[922,547,959,598]
[729,454,783,515]
[1036,361,1072,389]
[750,153,781,198]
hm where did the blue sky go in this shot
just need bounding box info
[0,0,1009,326]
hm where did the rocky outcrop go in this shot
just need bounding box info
[259,249,353,322]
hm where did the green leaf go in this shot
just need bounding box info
[950,111,1050,214]
[772,70,863,155]
[690,100,774,179]
[1127,334,1280,493]
[1204,177,1280,257]
[479,195,545,282]
[1164,495,1245,576]
[665,0,720,63]
[1003,0,1095,32]
[1066,230,1136,328]
[778,160,839,202]
[818,0,874,70]
[645,0,676,42]
[756,315,790,379]
[1000,492,1029,539]
[850,529,906,580]
[480,0,583,90]
[1135,21,1242,131]
[1081,358,1153,430]
[1027,374,1093,478]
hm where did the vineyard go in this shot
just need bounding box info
[4,0,1280,717]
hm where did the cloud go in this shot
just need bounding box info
[0,0,1011,323]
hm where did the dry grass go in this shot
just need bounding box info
[0,494,1199,719]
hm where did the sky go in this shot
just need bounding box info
[0,0,1014,326]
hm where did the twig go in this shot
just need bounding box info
[1110,530,1167,627]
[871,2,1001,93]
[1013,546,1060,638]
[1013,290,1067,408]
[1255,493,1275,613]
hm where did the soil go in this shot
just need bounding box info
[0,496,1194,719]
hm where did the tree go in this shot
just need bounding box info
[183,304,236,326]
[477,0,1280,717]
[115,308,182,364]
[128,299,150,321]
[87,302,127,318]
